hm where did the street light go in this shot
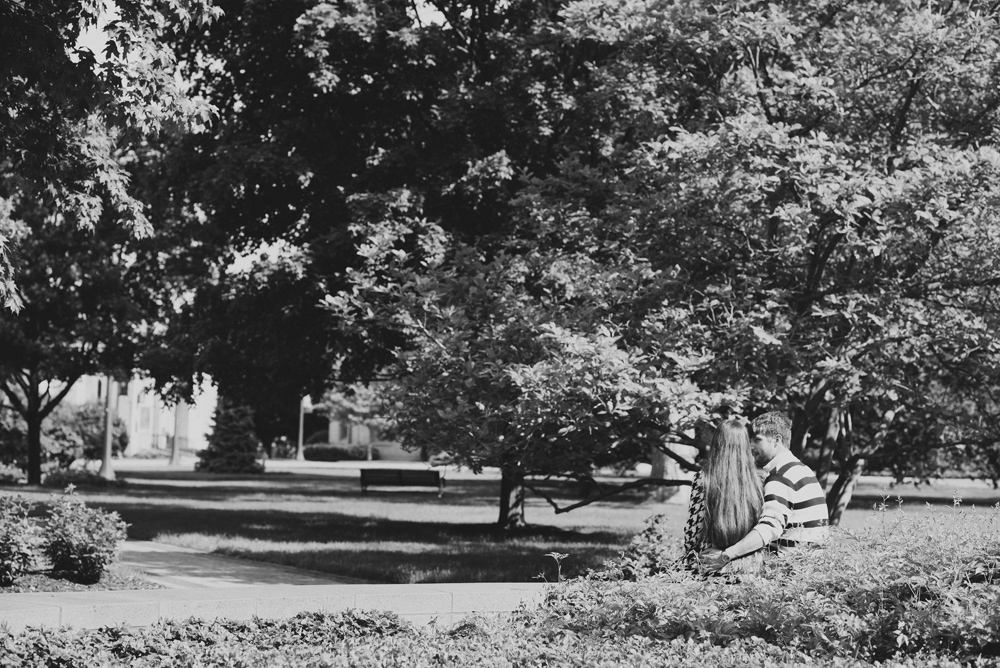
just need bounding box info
[296,395,313,461]
[98,376,117,481]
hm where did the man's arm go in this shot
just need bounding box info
[700,472,794,569]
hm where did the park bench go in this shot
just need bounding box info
[360,468,445,497]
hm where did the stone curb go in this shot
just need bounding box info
[0,583,548,632]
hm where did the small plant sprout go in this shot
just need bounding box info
[545,552,569,582]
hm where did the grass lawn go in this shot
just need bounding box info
[4,466,998,584]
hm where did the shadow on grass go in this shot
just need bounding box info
[847,481,1000,509]
[0,469,669,583]
[217,541,618,584]
[38,473,666,516]
[112,504,626,583]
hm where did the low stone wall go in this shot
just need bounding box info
[0,582,547,632]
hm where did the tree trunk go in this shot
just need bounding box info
[26,412,42,486]
[649,444,668,502]
[25,372,43,486]
[826,456,866,526]
[790,417,809,458]
[791,381,830,458]
[816,405,843,489]
[498,467,526,529]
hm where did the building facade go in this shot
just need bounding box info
[63,376,217,456]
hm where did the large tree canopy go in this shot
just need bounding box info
[0,0,220,308]
[330,0,1000,525]
[134,0,1000,525]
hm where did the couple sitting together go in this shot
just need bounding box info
[683,412,829,573]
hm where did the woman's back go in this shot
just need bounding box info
[682,420,764,567]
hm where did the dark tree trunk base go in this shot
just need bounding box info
[498,468,526,529]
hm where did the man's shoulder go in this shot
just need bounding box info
[765,451,819,484]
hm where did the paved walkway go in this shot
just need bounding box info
[0,541,545,632]
[118,541,366,589]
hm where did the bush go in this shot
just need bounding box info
[562,501,1000,664]
[42,489,129,584]
[303,443,380,462]
[0,609,969,667]
[0,462,25,485]
[0,404,128,471]
[0,496,38,587]
[196,403,264,474]
[42,468,127,489]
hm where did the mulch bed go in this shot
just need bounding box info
[0,564,163,594]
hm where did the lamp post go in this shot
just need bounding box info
[98,376,117,481]
[296,395,313,461]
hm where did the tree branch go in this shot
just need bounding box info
[652,443,702,472]
[1,381,26,415]
[39,375,81,420]
[525,478,693,515]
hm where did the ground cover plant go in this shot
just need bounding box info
[1,503,997,667]
[0,490,140,591]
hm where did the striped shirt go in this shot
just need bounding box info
[755,449,829,545]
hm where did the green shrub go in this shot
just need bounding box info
[0,462,25,485]
[42,468,128,489]
[558,501,1000,664]
[196,403,265,474]
[0,404,127,471]
[0,495,38,587]
[42,489,129,584]
[303,443,380,462]
[0,610,968,667]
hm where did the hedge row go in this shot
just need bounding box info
[303,444,380,462]
[0,610,966,668]
[1,504,996,667]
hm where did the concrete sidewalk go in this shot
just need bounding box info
[0,542,547,632]
[0,582,547,632]
[117,541,366,589]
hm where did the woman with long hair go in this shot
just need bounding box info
[682,419,764,572]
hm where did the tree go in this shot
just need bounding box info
[330,193,735,527]
[0,210,161,484]
[140,0,574,447]
[196,401,263,473]
[138,0,1000,526]
[0,402,128,472]
[0,0,221,307]
[142,252,342,453]
[331,0,1000,525]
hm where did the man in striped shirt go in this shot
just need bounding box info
[700,412,829,572]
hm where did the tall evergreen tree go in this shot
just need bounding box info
[196,401,264,474]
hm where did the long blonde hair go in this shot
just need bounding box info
[701,420,763,550]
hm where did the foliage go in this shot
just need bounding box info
[0,462,25,485]
[319,383,396,439]
[329,192,731,526]
[196,402,264,474]
[144,259,342,453]
[0,495,38,586]
[41,488,129,584]
[0,0,222,308]
[302,443,379,462]
[42,403,128,470]
[602,501,1000,663]
[323,0,1000,526]
[42,468,128,489]
[0,207,163,485]
[0,401,128,473]
[2,505,999,667]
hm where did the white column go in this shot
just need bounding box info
[171,402,190,466]
[98,377,117,481]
